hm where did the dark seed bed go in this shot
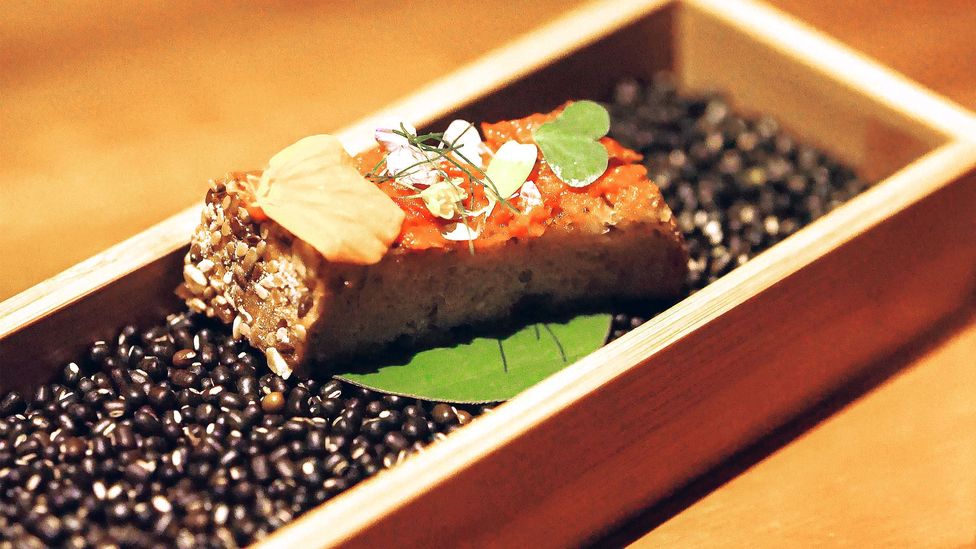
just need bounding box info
[0,75,868,548]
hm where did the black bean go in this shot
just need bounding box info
[344,397,365,412]
[194,403,216,424]
[62,437,87,461]
[261,392,285,414]
[0,391,26,416]
[323,435,348,454]
[322,477,348,495]
[171,349,197,368]
[32,384,54,406]
[384,432,409,453]
[401,417,429,440]
[147,341,174,361]
[32,513,64,544]
[102,398,129,419]
[170,370,198,389]
[319,397,343,419]
[282,418,307,439]
[240,402,261,428]
[123,462,151,484]
[274,459,296,479]
[285,388,309,416]
[232,357,257,378]
[362,420,386,441]
[62,362,83,386]
[323,454,349,477]
[121,385,145,407]
[402,404,424,419]
[430,403,457,425]
[92,435,112,458]
[133,409,162,435]
[211,365,233,386]
[236,376,258,397]
[332,417,359,438]
[366,400,386,416]
[87,341,112,365]
[198,344,217,366]
[456,409,474,425]
[67,402,95,423]
[319,379,343,398]
[114,424,137,450]
[302,430,324,456]
[146,385,174,409]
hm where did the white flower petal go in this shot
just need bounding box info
[442,119,484,168]
[466,194,497,217]
[374,118,417,152]
[420,181,467,220]
[440,222,481,241]
[386,146,437,186]
[519,180,543,209]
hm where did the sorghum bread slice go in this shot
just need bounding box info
[178,106,687,375]
[179,179,685,376]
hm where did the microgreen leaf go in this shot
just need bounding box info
[335,313,611,402]
[485,141,538,200]
[533,100,611,188]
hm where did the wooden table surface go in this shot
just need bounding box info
[612,305,976,547]
[2,1,975,547]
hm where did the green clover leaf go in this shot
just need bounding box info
[533,100,611,187]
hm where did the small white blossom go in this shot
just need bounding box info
[440,221,481,241]
[442,119,485,168]
[420,180,468,220]
[374,119,417,152]
[386,146,437,186]
[374,119,438,186]
[518,180,543,210]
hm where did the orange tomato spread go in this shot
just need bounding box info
[353,103,654,251]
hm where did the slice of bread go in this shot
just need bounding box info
[178,110,687,376]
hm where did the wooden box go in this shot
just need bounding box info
[2,0,975,546]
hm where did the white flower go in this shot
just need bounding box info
[386,146,436,186]
[374,118,438,186]
[519,180,543,210]
[420,180,468,220]
[374,119,417,152]
[442,119,485,168]
[440,222,481,241]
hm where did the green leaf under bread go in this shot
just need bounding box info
[335,313,611,403]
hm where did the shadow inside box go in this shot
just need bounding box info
[592,300,976,547]
[317,296,678,379]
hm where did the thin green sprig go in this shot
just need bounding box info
[367,126,518,215]
[366,123,527,254]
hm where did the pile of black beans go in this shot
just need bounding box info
[0,75,868,547]
[608,74,867,338]
[0,316,486,548]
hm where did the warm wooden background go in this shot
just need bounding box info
[2,1,975,546]
[0,0,589,300]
